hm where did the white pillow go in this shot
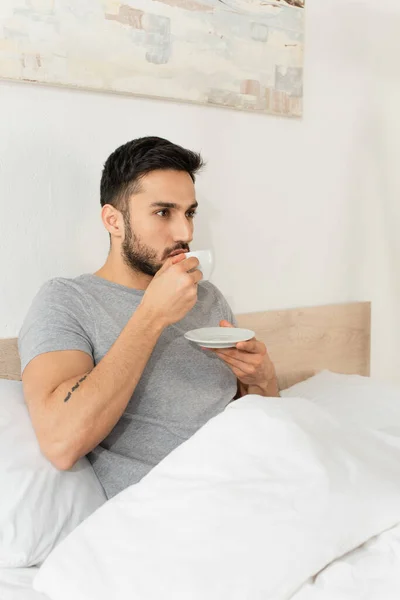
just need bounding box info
[0,379,106,568]
[282,371,400,435]
[34,395,400,600]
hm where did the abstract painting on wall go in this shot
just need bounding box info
[0,0,305,117]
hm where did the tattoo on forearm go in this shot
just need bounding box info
[63,371,91,403]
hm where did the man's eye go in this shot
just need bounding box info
[187,211,197,219]
[156,209,169,217]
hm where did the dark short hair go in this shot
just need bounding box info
[100,136,204,210]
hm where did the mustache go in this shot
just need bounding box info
[163,243,190,259]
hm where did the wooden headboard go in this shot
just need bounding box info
[237,302,371,389]
[0,302,371,390]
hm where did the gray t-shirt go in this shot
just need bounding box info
[19,274,238,498]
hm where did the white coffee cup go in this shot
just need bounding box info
[184,250,214,281]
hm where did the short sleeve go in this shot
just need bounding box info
[18,279,94,374]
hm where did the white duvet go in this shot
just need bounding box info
[34,395,400,600]
[293,521,400,600]
[0,567,45,600]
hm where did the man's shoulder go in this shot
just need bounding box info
[20,275,93,338]
[19,275,94,371]
[36,274,90,299]
[27,275,92,319]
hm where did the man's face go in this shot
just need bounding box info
[121,169,197,276]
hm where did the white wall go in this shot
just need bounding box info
[0,0,399,380]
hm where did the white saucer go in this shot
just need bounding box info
[184,327,255,349]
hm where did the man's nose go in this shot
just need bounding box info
[172,216,193,243]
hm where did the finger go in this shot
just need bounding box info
[207,351,249,379]
[171,253,187,265]
[229,367,250,380]
[181,257,200,272]
[220,320,235,328]
[207,347,240,359]
[190,269,203,284]
[213,352,257,376]
[157,254,185,276]
[208,347,259,363]
[236,339,264,354]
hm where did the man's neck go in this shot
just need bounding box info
[94,254,153,290]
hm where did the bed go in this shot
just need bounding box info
[0,567,45,600]
[6,300,400,600]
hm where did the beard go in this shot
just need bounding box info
[121,213,189,277]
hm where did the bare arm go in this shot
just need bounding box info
[236,379,280,399]
[23,304,165,469]
[246,380,280,397]
[22,255,202,470]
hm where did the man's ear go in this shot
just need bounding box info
[101,205,124,239]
